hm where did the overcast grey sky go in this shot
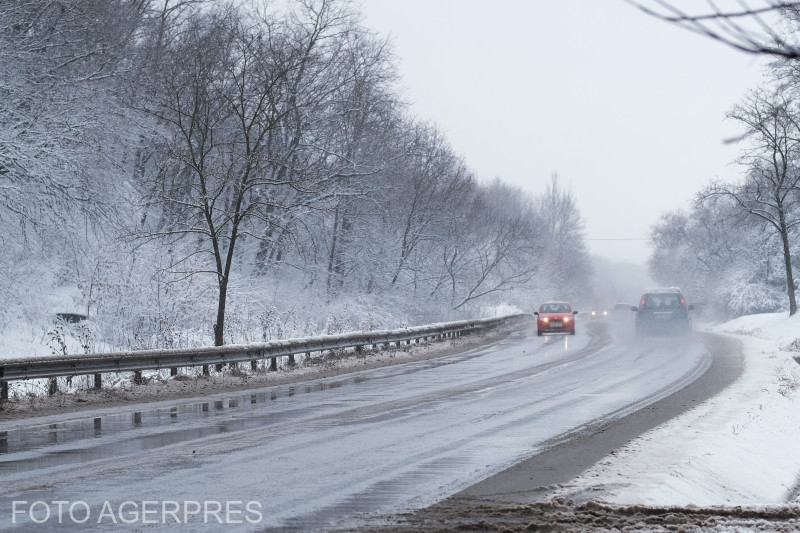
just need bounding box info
[358,1,768,265]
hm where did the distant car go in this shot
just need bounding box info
[631,288,693,336]
[590,308,610,319]
[534,301,578,336]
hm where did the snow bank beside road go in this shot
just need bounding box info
[555,312,800,506]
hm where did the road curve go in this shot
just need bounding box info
[455,329,743,502]
[0,318,733,532]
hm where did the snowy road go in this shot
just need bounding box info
[0,319,711,531]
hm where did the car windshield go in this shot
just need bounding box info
[542,303,570,313]
[644,293,681,307]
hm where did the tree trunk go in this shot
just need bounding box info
[779,226,797,316]
[214,278,228,346]
[326,205,340,297]
[326,206,351,297]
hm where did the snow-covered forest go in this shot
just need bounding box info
[0,0,593,353]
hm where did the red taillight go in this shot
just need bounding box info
[640,299,646,307]
[681,298,685,305]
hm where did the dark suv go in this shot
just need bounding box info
[631,288,693,336]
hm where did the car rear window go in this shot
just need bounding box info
[542,303,571,313]
[643,293,681,307]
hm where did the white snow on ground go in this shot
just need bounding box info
[556,311,800,506]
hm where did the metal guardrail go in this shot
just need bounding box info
[0,314,529,399]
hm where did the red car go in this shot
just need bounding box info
[535,301,578,336]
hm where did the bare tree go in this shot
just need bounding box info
[449,185,541,311]
[628,1,800,57]
[384,124,474,289]
[316,28,400,297]
[136,0,390,345]
[648,196,788,316]
[0,0,149,244]
[0,0,155,330]
[534,174,592,302]
[702,88,800,315]
[422,179,542,311]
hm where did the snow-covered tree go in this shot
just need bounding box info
[702,88,800,315]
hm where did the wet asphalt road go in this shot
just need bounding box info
[456,330,742,502]
[0,317,738,531]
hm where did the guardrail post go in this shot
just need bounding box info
[48,377,58,396]
[133,371,143,385]
[202,365,209,376]
[269,357,277,371]
[1,381,7,400]
[93,373,102,389]
[288,354,296,366]
[170,367,178,377]
[215,363,223,372]
[250,360,257,371]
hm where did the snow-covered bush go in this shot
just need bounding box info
[780,338,800,352]
[259,306,284,342]
[719,282,785,317]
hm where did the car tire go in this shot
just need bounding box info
[537,330,542,336]
[570,330,576,335]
